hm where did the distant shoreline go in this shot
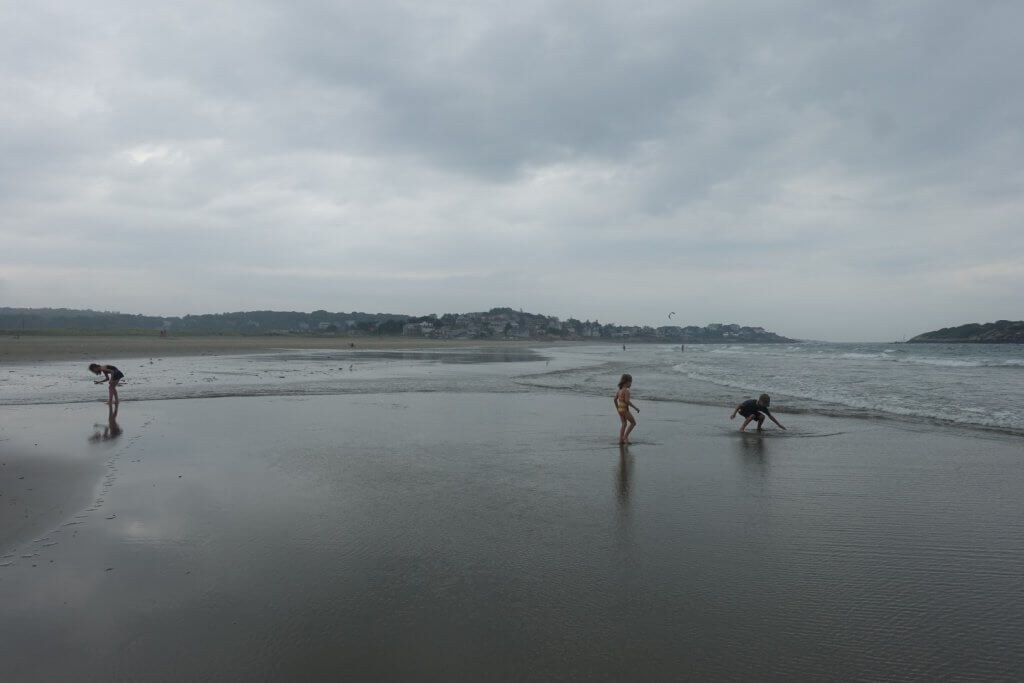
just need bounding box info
[0,334,537,363]
[907,320,1024,344]
[0,333,801,363]
[907,339,1024,344]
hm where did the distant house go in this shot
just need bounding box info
[403,322,434,337]
[512,324,531,338]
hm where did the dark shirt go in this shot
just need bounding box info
[738,399,768,417]
[104,365,124,380]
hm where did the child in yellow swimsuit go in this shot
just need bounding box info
[614,373,639,444]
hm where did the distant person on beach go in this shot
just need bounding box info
[730,394,785,432]
[615,373,639,444]
[89,363,124,405]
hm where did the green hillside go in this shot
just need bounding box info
[908,320,1024,344]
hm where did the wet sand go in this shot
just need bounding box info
[1,393,1022,681]
[0,333,538,363]
[0,405,114,553]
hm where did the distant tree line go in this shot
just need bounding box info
[908,320,1024,344]
[0,306,797,342]
[0,308,404,334]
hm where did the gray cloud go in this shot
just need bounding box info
[1,0,1022,340]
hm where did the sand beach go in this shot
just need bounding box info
[0,333,529,363]
[1,340,1023,681]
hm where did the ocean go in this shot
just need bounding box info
[5,341,1024,437]
[523,342,1024,436]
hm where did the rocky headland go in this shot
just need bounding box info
[908,320,1024,344]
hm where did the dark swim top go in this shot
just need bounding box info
[105,365,124,379]
[738,399,767,417]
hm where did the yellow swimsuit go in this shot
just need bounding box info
[616,393,629,414]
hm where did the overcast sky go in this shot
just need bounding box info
[2,1,1022,341]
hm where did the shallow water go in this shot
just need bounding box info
[0,346,557,406]
[8,341,1023,437]
[2,344,1023,680]
[518,342,1024,435]
[2,391,1023,681]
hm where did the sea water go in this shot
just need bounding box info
[3,343,1023,680]
[4,342,1023,436]
[524,342,1024,436]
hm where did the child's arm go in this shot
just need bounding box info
[765,409,785,430]
[730,404,740,419]
[95,370,110,384]
[624,389,639,412]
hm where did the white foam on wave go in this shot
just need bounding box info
[678,369,1020,430]
[750,347,1022,370]
[666,353,1024,432]
[884,356,1023,369]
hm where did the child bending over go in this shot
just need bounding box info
[730,393,785,432]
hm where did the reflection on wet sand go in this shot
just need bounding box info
[737,430,767,465]
[88,404,122,443]
[6,392,1024,681]
[616,444,632,506]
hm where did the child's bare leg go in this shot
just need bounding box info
[619,415,628,444]
[755,415,765,431]
[624,415,636,442]
[739,415,754,432]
